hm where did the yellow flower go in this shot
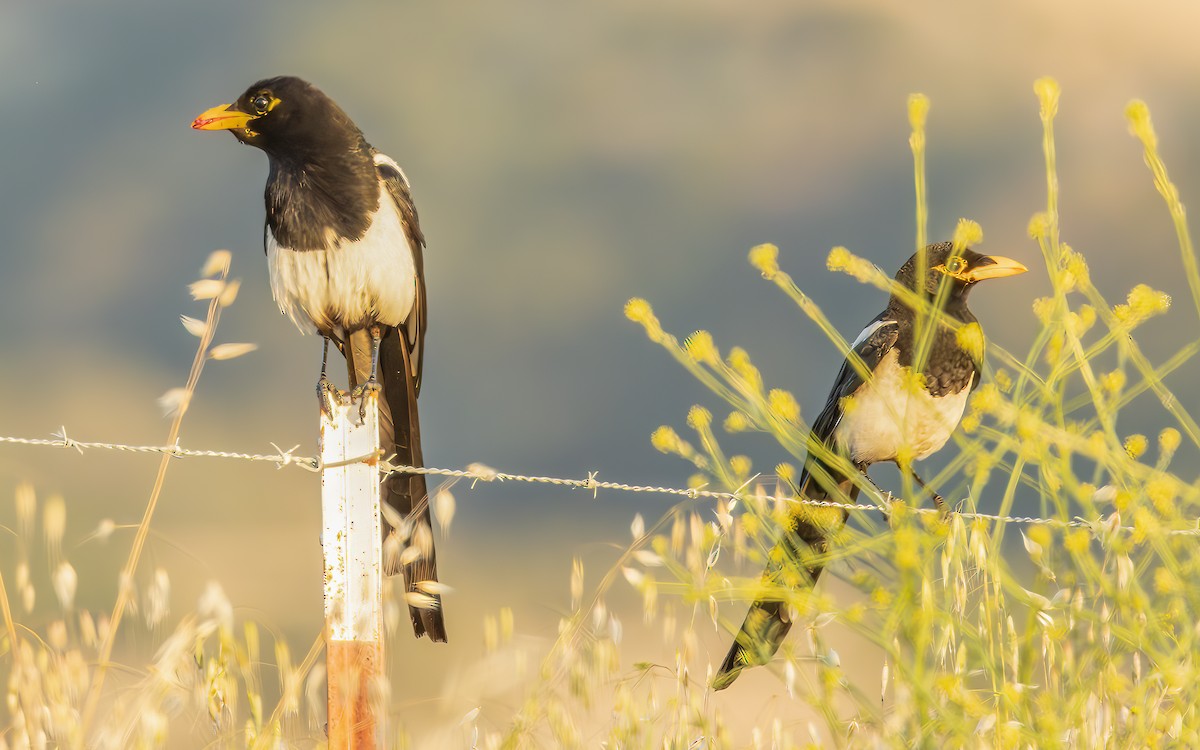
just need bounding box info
[1044,333,1064,366]
[893,527,920,570]
[651,426,680,454]
[728,348,763,393]
[683,330,718,365]
[871,586,893,607]
[686,406,712,430]
[1064,248,1091,290]
[767,389,801,424]
[971,452,995,485]
[1125,100,1155,148]
[1064,310,1087,337]
[748,243,780,278]
[1101,370,1126,395]
[994,368,1012,393]
[1027,212,1050,239]
[624,297,664,341]
[952,218,983,251]
[1034,77,1060,119]
[1154,566,1180,595]
[1124,434,1148,460]
[1031,297,1055,325]
[1136,506,1157,547]
[1028,525,1052,551]
[624,297,652,324]
[1064,529,1090,555]
[907,93,930,130]
[826,246,852,272]
[959,413,980,434]
[970,384,1002,415]
[730,455,752,478]
[724,411,750,433]
[1128,284,1172,316]
[1159,428,1182,458]
[1074,304,1096,334]
[1016,410,1039,441]
[1114,284,1171,326]
[956,322,984,362]
[1145,478,1175,516]
[844,603,866,623]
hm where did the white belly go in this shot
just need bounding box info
[833,349,970,464]
[266,186,417,334]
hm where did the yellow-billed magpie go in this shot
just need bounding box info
[192,76,446,642]
[712,243,1026,689]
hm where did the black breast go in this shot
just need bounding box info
[893,309,982,397]
[264,151,379,252]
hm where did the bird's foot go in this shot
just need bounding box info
[316,376,340,418]
[931,492,951,520]
[878,492,895,526]
[353,379,382,420]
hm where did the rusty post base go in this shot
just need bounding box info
[327,639,382,748]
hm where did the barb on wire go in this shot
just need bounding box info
[3,428,1199,536]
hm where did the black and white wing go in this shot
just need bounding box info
[371,152,446,641]
[375,153,428,392]
[806,312,901,447]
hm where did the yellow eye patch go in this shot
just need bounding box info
[251,93,282,115]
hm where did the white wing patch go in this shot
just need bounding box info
[267,161,417,334]
[373,152,411,187]
[833,349,970,464]
[820,318,897,437]
[849,318,894,350]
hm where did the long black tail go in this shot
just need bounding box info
[344,326,447,642]
[712,475,855,690]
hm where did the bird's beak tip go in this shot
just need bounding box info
[191,104,252,132]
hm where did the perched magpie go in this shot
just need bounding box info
[192,77,446,642]
[712,243,1026,689]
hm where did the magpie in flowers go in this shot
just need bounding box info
[192,77,446,641]
[712,242,1026,689]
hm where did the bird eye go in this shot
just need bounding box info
[945,256,966,274]
[252,94,271,114]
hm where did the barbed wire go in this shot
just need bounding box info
[3,428,1199,536]
[0,428,320,471]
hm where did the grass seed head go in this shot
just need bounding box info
[52,562,76,611]
[15,483,35,535]
[43,495,65,557]
[201,249,232,277]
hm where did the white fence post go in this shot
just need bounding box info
[320,391,384,749]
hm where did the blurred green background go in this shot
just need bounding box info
[3,0,1200,743]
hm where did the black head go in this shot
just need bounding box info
[192,76,365,159]
[893,241,1027,302]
